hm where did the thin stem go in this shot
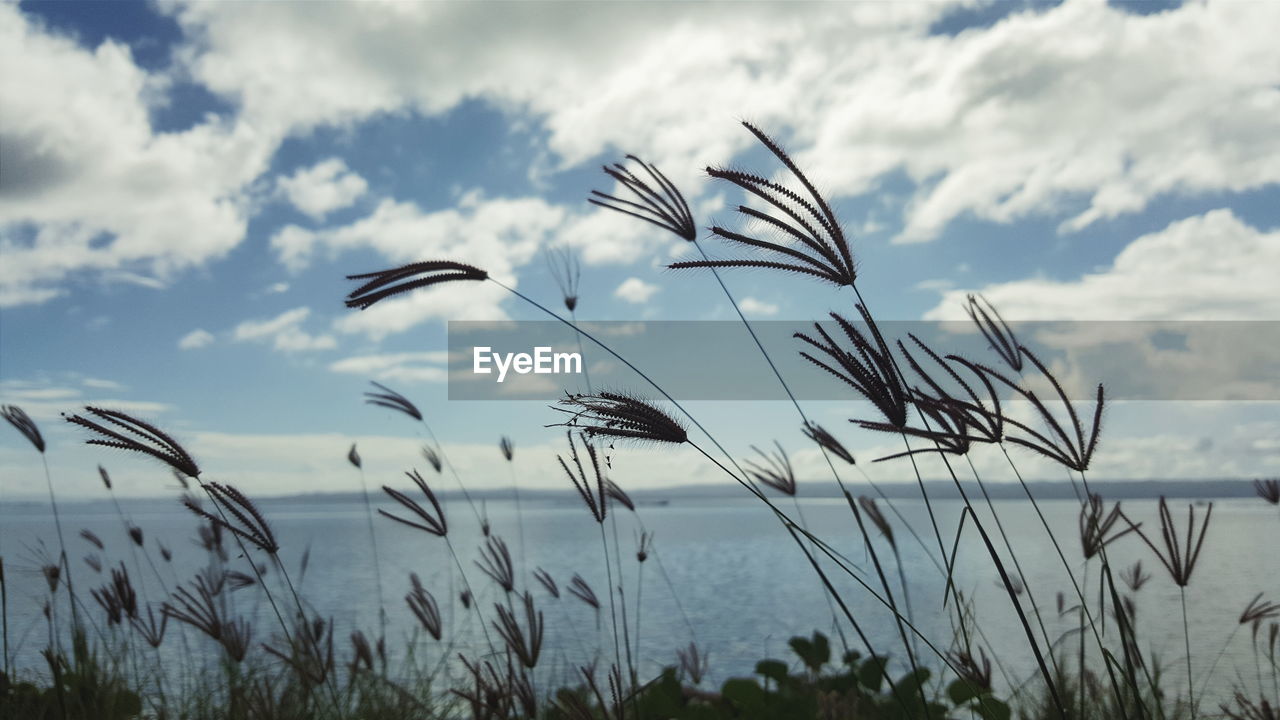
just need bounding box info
[1181,586,1196,720]
[599,521,623,690]
[355,464,388,644]
[419,420,485,533]
[41,456,79,632]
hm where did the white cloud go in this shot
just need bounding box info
[924,209,1280,321]
[276,157,367,220]
[0,377,173,423]
[0,4,275,306]
[614,277,660,304]
[329,351,450,383]
[265,282,289,294]
[738,297,778,317]
[6,1,1277,309]
[168,0,1280,252]
[796,1,1280,243]
[269,193,566,339]
[233,307,337,352]
[178,328,215,350]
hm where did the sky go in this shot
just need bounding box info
[1,0,1278,500]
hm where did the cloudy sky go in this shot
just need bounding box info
[1,0,1277,499]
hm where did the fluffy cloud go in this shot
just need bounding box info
[614,277,660,304]
[178,328,215,350]
[0,4,274,306]
[924,209,1280,321]
[169,0,1280,249]
[276,158,367,220]
[270,192,566,339]
[232,307,336,352]
[7,1,1277,308]
[329,351,450,383]
[739,297,779,317]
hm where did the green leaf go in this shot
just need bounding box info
[721,677,767,711]
[789,631,830,672]
[893,667,931,702]
[948,678,982,706]
[973,696,1012,720]
[755,659,790,686]
[857,655,889,692]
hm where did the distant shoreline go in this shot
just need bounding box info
[0,478,1264,509]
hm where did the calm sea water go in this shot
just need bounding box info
[2,494,1277,706]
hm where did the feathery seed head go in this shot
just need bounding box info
[345,260,487,310]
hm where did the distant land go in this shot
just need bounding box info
[0,479,1268,511]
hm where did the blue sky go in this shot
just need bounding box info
[2,0,1278,499]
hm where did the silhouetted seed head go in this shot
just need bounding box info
[605,479,635,513]
[857,496,896,551]
[744,441,797,496]
[364,381,423,422]
[407,573,442,641]
[349,630,376,674]
[965,294,1024,373]
[558,431,608,524]
[379,468,447,537]
[345,260,488,310]
[546,247,583,312]
[1239,593,1280,639]
[163,572,225,642]
[802,422,856,465]
[171,468,189,490]
[220,617,254,664]
[183,482,279,554]
[42,563,61,593]
[91,563,138,625]
[85,554,103,573]
[131,604,168,648]
[636,530,653,563]
[98,465,112,490]
[421,445,443,473]
[1120,561,1151,592]
[1079,494,1135,560]
[264,614,334,681]
[677,642,710,686]
[967,346,1104,472]
[475,535,515,594]
[493,591,544,669]
[567,574,600,611]
[480,502,491,537]
[1255,478,1280,505]
[1220,692,1277,720]
[858,394,976,461]
[2,405,45,453]
[671,122,855,288]
[553,391,687,445]
[947,647,993,693]
[1122,496,1212,587]
[460,589,473,610]
[533,568,559,599]
[81,529,104,550]
[796,306,910,428]
[347,443,361,469]
[499,435,514,462]
[64,407,200,479]
[590,154,697,242]
[225,570,257,591]
[159,543,172,563]
[127,524,144,547]
[899,334,1004,444]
